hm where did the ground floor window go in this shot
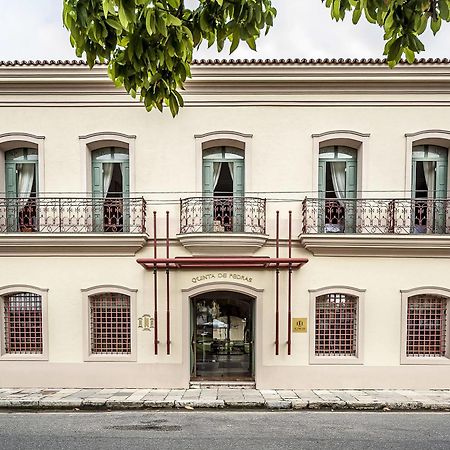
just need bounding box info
[3,292,43,354]
[315,293,358,357]
[406,294,447,357]
[89,293,131,355]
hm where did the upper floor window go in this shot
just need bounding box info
[318,146,357,233]
[412,145,448,234]
[5,148,38,232]
[91,147,129,232]
[202,147,245,232]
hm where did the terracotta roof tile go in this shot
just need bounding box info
[0,58,449,67]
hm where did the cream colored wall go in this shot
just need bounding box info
[1,69,450,388]
[1,250,450,388]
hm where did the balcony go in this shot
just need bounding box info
[301,198,450,257]
[178,196,267,256]
[0,197,147,256]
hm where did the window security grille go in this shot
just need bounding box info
[315,293,358,357]
[3,292,43,354]
[89,293,131,355]
[407,295,447,357]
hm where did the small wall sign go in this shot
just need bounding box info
[138,314,154,331]
[292,318,307,333]
[191,272,253,284]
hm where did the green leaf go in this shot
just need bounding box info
[431,17,442,34]
[246,37,256,51]
[230,33,240,53]
[118,5,129,29]
[352,7,362,24]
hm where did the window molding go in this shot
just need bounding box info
[312,130,370,196]
[81,285,137,362]
[400,286,450,365]
[405,130,450,197]
[0,132,45,195]
[194,131,253,194]
[0,284,48,361]
[79,132,136,195]
[309,285,365,365]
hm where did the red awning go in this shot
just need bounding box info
[137,256,308,270]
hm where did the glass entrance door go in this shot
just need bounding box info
[191,292,254,381]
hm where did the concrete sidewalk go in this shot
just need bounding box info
[1,388,450,411]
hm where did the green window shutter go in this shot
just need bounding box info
[121,162,130,197]
[92,160,103,232]
[318,160,325,199]
[202,160,214,232]
[202,160,214,196]
[317,160,326,232]
[345,160,357,199]
[121,161,130,232]
[435,159,448,199]
[233,160,245,197]
[232,160,245,232]
[345,160,357,233]
[5,162,16,198]
[5,162,18,231]
[434,159,448,233]
[92,160,103,198]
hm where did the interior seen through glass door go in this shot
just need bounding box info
[192,292,254,381]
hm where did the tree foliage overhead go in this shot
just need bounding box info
[324,0,450,67]
[63,0,276,116]
[63,1,450,116]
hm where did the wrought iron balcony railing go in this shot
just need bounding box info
[180,196,266,234]
[302,197,450,235]
[0,197,147,233]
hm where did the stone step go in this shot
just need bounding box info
[190,381,256,389]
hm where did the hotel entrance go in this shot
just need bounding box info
[191,291,254,381]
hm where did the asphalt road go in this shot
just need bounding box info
[1,410,450,450]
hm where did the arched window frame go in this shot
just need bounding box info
[0,133,45,195]
[194,131,253,194]
[405,130,450,198]
[79,132,136,196]
[81,285,137,362]
[309,285,365,365]
[312,130,370,197]
[0,284,48,361]
[400,286,450,365]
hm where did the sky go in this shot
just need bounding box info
[0,0,449,61]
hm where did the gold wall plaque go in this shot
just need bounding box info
[292,318,307,333]
[138,314,154,331]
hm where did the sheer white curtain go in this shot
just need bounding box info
[212,162,222,192]
[228,162,234,182]
[423,161,436,198]
[17,164,35,199]
[330,162,346,202]
[103,163,115,198]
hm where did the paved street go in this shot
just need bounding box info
[1,410,450,450]
[1,387,450,410]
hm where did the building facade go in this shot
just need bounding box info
[1,58,450,389]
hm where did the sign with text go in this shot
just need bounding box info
[191,272,253,284]
[292,318,307,333]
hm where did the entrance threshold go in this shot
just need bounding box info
[190,381,256,389]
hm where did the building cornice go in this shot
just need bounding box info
[300,234,450,258]
[0,234,148,257]
[1,60,450,106]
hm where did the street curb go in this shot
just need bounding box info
[1,399,450,411]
